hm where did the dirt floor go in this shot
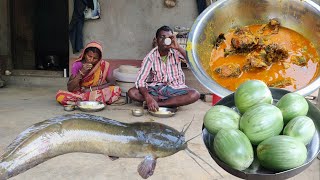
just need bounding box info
[0,85,319,180]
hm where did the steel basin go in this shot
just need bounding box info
[187,0,320,97]
[202,88,320,179]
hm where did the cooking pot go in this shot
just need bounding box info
[187,0,320,97]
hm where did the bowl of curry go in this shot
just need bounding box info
[187,0,320,97]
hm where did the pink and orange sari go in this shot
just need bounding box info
[56,42,121,105]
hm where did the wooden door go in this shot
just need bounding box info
[11,0,69,70]
[11,0,37,69]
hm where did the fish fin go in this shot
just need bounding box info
[137,156,157,179]
[108,156,119,161]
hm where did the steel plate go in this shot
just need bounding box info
[148,107,177,118]
[77,101,105,112]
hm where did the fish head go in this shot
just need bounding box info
[144,129,187,156]
[137,122,188,157]
[151,133,187,158]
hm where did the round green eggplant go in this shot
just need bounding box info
[257,135,307,171]
[235,80,273,114]
[283,116,316,145]
[204,105,240,135]
[213,129,254,170]
[240,103,283,145]
[276,93,309,124]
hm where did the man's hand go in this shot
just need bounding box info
[169,35,187,60]
[169,35,180,50]
[138,87,159,112]
[145,95,159,112]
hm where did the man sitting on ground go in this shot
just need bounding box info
[128,25,200,111]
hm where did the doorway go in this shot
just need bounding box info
[11,0,69,71]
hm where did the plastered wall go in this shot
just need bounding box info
[68,0,198,59]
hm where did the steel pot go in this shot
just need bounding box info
[187,0,320,97]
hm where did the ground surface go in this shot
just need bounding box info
[0,85,319,180]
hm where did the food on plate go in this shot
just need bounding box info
[78,103,105,109]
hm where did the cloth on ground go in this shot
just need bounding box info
[148,84,188,100]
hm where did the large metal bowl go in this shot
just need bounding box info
[187,0,320,97]
[202,88,320,180]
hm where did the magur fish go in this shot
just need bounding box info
[0,113,188,179]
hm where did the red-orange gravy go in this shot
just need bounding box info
[209,25,319,91]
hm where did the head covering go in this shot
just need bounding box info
[76,41,103,62]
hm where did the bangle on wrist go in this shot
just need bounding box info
[90,86,93,92]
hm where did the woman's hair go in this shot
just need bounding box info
[83,47,102,59]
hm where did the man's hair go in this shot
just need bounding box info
[156,25,173,38]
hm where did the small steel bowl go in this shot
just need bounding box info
[64,105,75,111]
[132,109,144,117]
[148,107,177,118]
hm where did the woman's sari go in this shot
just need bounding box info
[56,42,121,105]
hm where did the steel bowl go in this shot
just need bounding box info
[202,88,320,180]
[187,0,320,97]
[64,105,75,111]
[148,107,177,118]
[77,101,105,112]
[132,108,144,117]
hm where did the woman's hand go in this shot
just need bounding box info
[81,63,93,73]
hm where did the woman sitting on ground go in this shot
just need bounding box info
[56,42,121,105]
